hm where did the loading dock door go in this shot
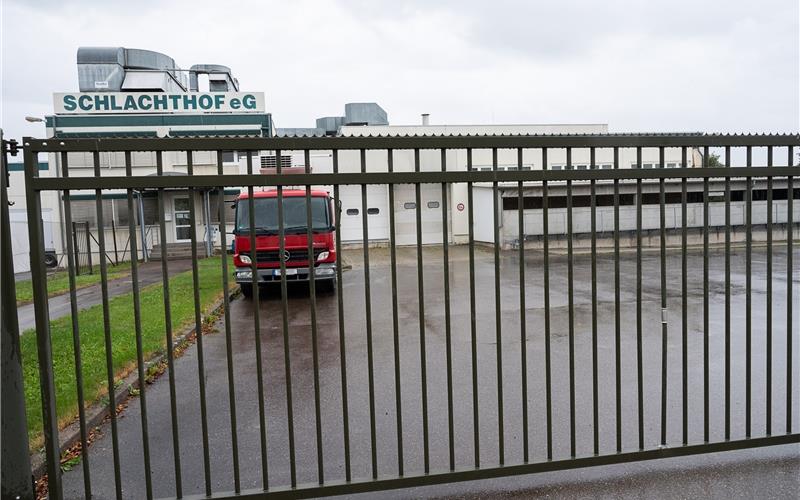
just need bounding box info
[338,185,389,243]
[392,184,449,245]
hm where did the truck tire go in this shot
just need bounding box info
[44,252,58,268]
[240,283,253,298]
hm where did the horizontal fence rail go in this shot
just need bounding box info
[16,134,800,500]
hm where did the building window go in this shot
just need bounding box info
[346,208,359,216]
[427,201,440,209]
[367,207,380,215]
[551,165,562,170]
[403,202,416,209]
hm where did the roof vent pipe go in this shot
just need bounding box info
[421,113,430,126]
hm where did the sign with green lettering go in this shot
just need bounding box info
[53,92,265,114]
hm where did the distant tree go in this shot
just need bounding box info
[707,152,722,167]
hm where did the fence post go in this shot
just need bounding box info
[23,138,63,498]
[111,219,119,265]
[1,133,35,499]
[85,220,93,274]
[72,221,80,275]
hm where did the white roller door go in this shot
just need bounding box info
[392,184,450,245]
[337,185,389,243]
[472,187,496,243]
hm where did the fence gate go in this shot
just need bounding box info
[2,133,799,499]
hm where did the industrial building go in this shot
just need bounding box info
[7,46,798,273]
[272,116,797,248]
[9,47,270,272]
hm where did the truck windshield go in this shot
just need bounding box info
[237,196,330,234]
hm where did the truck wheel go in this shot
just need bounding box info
[240,283,253,298]
[44,252,58,268]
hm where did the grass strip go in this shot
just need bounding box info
[21,256,231,449]
[16,262,131,305]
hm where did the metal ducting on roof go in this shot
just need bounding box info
[344,103,388,126]
[188,64,239,92]
[77,47,187,92]
[76,47,126,92]
[316,116,345,135]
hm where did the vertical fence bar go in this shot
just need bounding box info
[517,147,529,463]
[613,147,622,454]
[304,149,324,484]
[1,134,34,500]
[72,221,80,275]
[590,147,599,456]
[414,148,430,474]
[111,219,119,265]
[492,147,505,464]
[61,151,92,499]
[86,220,93,274]
[23,143,62,499]
[659,147,668,447]
[156,150,182,497]
[766,146,773,436]
[542,147,553,460]
[636,146,644,451]
[187,152,212,496]
[361,149,379,479]
[275,148,296,487]
[746,147,752,438]
[787,146,794,434]
[124,151,153,500]
[681,147,688,446]
[332,150,352,481]
[441,148,455,471]
[566,147,576,458]
[724,145,731,441]
[387,149,403,476]
[93,150,123,500]
[703,146,710,444]
[245,151,269,489]
[467,148,480,467]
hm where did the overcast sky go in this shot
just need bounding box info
[1,0,798,140]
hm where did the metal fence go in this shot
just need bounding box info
[3,133,800,499]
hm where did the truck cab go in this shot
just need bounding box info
[233,189,337,297]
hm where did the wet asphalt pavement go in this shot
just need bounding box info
[61,245,799,499]
[16,260,194,333]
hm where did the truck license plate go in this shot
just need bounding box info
[273,268,298,276]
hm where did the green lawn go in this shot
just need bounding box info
[21,256,234,449]
[15,262,131,305]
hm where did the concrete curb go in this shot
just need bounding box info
[29,286,239,479]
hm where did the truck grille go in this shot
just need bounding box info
[254,248,325,263]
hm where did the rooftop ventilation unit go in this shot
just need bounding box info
[189,64,239,92]
[77,47,187,92]
[344,103,388,126]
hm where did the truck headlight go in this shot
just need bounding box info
[316,251,330,262]
[239,254,252,264]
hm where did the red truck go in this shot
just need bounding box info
[232,189,337,297]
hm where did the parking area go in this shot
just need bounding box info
[62,244,800,498]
